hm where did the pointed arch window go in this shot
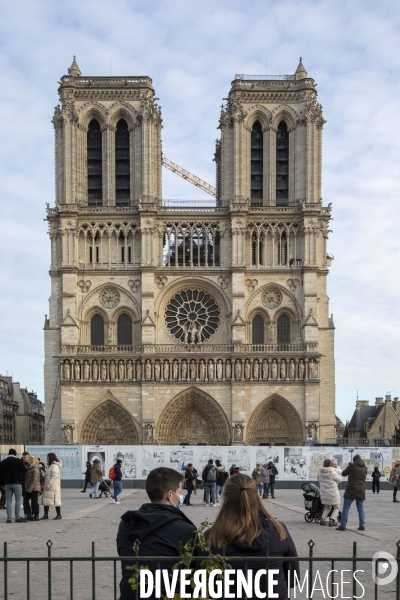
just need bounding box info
[252,315,264,344]
[87,119,102,206]
[277,232,287,266]
[251,121,263,206]
[91,314,104,345]
[251,232,264,266]
[117,314,133,345]
[276,121,289,206]
[277,314,290,344]
[115,119,130,206]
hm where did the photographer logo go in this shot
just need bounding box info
[372,551,398,586]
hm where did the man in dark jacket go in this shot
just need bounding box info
[202,459,217,506]
[111,459,123,504]
[81,461,92,493]
[117,467,196,600]
[0,449,27,523]
[337,454,367,531]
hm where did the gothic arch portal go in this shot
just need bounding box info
[80,399,140,445]
[155,387,231,445]
[247,395,304,445]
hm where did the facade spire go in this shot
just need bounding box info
[295,57,307,80]
[68,56,81,77]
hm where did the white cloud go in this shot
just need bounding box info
[0,0,399,423]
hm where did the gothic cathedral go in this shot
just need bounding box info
[44,57,335,446]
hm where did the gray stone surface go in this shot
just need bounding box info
[0,488,398,598]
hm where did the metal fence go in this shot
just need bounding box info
[1,539,400,599]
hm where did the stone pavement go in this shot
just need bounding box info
[0,487,398,599]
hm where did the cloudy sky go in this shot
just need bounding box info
[0,0,399,425]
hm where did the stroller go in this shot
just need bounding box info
[99,478,112,498]
[302,482,341,524]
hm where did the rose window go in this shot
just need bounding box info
[165,289,220,343]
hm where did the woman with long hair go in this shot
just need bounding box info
[203,473,299,600]
[40,453,62,520]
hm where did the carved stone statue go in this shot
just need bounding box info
[208,360,214,381]
[118,361,125,381]
[172,360,179,380]
[101,361,107,381]
[136,361,142,381]
[83,361,90,380]
[199,360,206,380]
[262,360,268,380]
[271,360,277,379]
[225,360,232,380]
[63,425,73,444]
[144,423,154,443]
[244,361,250,379]
[64,361,70,381]
[154,361,160,381]
[234,423,244,442]
[181,361,187,380]
[216,359,223,381]
[289,360,295,380]
[189,321,199,344]
[110,361,116,381]
[309,360,316,380]
[183,325,189,344]
[235,360,241,380]
[280,361,286,380]
[253,360,259,380]
[163,360,169,381]
[190,361,197,380]
[74,361,80,381]
[92,361,98,381]
[126,360,133,380]
[145,360,152,380]
[298,361,305,380]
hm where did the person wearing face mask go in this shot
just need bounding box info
[116,467,196,600]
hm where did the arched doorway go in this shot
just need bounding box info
[247,395,304,445]
[80,399,140,444]
[155,387,231,445]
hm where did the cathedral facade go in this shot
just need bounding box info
[44,57,335,446]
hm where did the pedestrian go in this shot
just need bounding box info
[89,459,103,499]
[267,461,278,499]
[337,453,367,531]
[0,448,27,523]
[371,466,382,494]
[40,453,62,520]
[215,459,228,505]
[21,451,32,521]
[316,459,342,527]
[331,458,342,475]
[81,461,92,493]
[111,459,123,504]
[0,485,6,510]
[25,457,42,521]
[251,463,263,496]
[260,463,270,499]
[389,461,400,502]
[117,467,196,600]
[199,473,299,600]
[233,465,240,475]
[183,463,196,506]
[229,464,236,476]
[202,459,217,507]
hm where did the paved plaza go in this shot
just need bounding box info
[0,487,398,599]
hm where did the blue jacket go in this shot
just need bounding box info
[114,464,122,481]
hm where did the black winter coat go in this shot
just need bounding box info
[184,468,196,491]
[342,457,368,500]
[117,503,196,600]
[0,456,26,486]
[198,518,299,600]
[268,465,278,484]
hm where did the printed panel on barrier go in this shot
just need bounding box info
[25,445,82,479]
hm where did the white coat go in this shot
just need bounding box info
[316,466,342,506]
[41,461,62,507]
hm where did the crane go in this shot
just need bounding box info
[162,156,216,198]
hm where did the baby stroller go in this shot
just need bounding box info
[302,482,341,524]
[99,478,112,498]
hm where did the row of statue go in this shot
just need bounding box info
[61,357,318,382]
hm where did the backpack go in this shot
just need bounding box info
[207,466,217,481]
[108,466,116,480]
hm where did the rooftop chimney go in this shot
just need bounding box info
[356,400,369,407]
[375,397,384,406]
[385,394,392,403]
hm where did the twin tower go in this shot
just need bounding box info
[44,57,336,447]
